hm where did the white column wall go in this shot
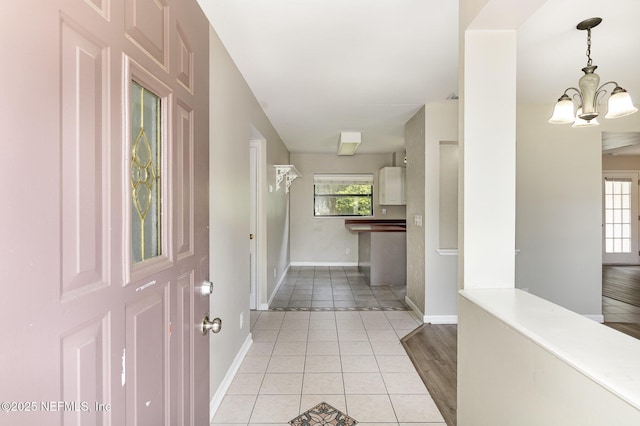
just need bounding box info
[462,30,517,289]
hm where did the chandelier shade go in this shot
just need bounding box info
[606,87,639,119]
[549,95,575,124]
[548,18,637,126]
[572,108,599,128]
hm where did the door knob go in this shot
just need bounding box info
[201,315,222,335]
[249,233,255,240]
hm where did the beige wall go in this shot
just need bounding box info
[515,105,640,315]
[439,143,459,249]
[405,107,427,313]
[208,26,290,397]
[603,155,640,170]
[405,102,459,321]
[289,153,405,265]
[265,140,292,302]
[406,100,623,320]
[424,102,459,319]
[515,104,604,316]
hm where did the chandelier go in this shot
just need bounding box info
[548,17,638,127]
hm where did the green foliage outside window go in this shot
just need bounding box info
[314,183,373,216]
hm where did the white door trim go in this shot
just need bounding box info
[602,170,640,265]
[250,138,267,309]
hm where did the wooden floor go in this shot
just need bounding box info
[401,324,457,426]
[402,320,640,426]
[605,322,640,339]
[603,265,640,307]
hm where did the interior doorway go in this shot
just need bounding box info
[249,132,266,309]
[602,171,640,265]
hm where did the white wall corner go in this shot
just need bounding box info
[209,334,253,422]
[266,263,291,308]
[404,296,424,322]
[406,295,458,324]
[584,314,604,323]
[424,315,459,325]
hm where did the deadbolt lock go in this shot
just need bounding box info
[201,315,222,335]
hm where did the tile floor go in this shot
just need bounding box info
[602,296,640,323]
[269,266,407,310]
[212,267,637,425]
[211,309,446,426]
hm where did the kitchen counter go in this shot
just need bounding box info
[344,222,406,232]
[345,219,406,287]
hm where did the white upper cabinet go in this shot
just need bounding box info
[378,167,406,205]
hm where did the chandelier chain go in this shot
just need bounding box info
[586,28,592,67]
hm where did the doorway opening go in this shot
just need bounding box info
[249,128,266,310]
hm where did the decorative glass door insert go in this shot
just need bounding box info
[131,80,161,263]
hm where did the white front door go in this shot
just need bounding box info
[0,0,210,425]
[603,172,640,265]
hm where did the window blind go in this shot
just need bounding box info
[313,174,373,185]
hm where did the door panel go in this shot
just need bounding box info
[175,24,194,93]
[0,0,209,425]
[177,272,194,426]
[176,100,195,260]
[125,0,169,67]
[125,288,169,425]
[62,314,111,426]
[60,16,109,299]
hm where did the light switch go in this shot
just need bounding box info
[414,214,423,227]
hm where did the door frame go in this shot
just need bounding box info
[602,170,640,265]
[249,138,267,309]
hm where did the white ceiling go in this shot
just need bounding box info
[197,0,640,155]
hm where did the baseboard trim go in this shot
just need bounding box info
[209,334,253,422]
[404,296,424,322]
[584,314,605,323]
[265,264,290,309]
[290,261,358,267]
[405,296,457,324]
[435,249,520,256]
[425,315,459,324]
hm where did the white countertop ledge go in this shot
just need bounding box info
[459,288,640,410]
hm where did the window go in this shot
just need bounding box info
[131,80,162,263]
[314,174,373,217]
[604,177,632,253]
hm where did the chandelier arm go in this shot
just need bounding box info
[563,87,583,105]
[596,81,619,93]
[595,81,620,105]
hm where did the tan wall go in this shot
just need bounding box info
[516,104,606,315]
[208,26,290,396]
[405,107,426,313]
[289,153,405,264]
[423,102,459,319]
[405,102,459,321]
[603,155,640,170]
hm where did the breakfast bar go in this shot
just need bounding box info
[345,219,407,286]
